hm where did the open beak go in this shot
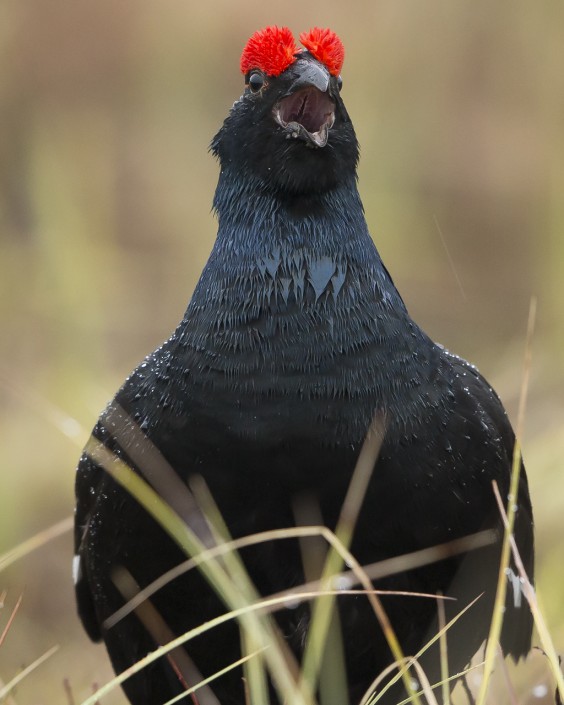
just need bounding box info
[273,59,335,148]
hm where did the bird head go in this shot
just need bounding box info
[211,26,359,195]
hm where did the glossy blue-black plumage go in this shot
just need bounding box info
[74,49,534,705]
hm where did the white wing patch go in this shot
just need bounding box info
[505,567,523,608]
[72,554,82,586]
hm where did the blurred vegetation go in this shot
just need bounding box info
[0,0,562,703]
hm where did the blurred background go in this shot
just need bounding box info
[1,0,562,703]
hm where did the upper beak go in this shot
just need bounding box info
[273,58,335,149]
[283,58,330,96]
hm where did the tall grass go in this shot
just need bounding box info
[1,419,559,705]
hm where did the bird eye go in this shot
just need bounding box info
[336,76,343,91]
[248,72,265,93]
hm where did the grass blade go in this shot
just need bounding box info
[475,297,536,705]
[0,517,73,574]
[85,435,309,705]
[0,645,59,700]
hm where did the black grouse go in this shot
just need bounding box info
[74,26,534,705]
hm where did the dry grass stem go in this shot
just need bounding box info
[0,645,59,700]
[491,482,564,703]
[0,517,73,574]
[105,527,490,630]
[0,593,23,648]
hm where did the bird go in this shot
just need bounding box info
[74,25,534,705]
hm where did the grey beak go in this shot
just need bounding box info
[284,58,330,96]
